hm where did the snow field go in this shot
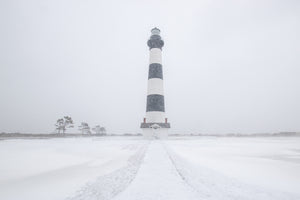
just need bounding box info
[165,136,300,199]
[113,140,199,200]
[0,137,146,200]
[0,136,299,200]
[68,140,149,200]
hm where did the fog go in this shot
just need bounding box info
[0,0,299,134]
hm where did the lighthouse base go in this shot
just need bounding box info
[141,122,171,139]
[141,128,169,139]
[140,122,170,139]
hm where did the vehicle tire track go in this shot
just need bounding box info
[161,141,200,194]
[112,141,199,200]
[163,141,300,200]
[66,141,149,200]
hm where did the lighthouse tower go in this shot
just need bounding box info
[140,27,170,139]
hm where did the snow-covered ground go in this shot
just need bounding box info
[0,136,299,200]
[0,137,146,200]
[165,137,300,200]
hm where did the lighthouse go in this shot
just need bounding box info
[140,27,170,139]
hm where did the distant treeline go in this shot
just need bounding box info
[0,132,299,139]
[170,132,300,137]
[0,132,142,138]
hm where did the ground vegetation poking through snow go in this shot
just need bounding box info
[67,142,149,200]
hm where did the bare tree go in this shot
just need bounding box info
[79,122,91,135]
[55,116,74,134]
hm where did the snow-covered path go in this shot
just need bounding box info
[113,141,199,200]
[1,137,299,200]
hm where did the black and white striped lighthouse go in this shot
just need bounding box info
[140,27,170,138]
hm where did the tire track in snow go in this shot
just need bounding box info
[112,141,199,200]
[66,142,149,200]
[163,142,300,200]
[161,141,200,193]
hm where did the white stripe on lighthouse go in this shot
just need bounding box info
[147,78,164,95]
[146,111,165,123]
[149,48,162,64]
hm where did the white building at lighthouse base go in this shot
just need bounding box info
[140,122,170,139]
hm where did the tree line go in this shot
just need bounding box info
[55,116,106,135]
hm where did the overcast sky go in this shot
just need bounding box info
[0,0,299,134]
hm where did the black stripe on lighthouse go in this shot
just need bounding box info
[146,94,165,112]
[148,63,163,79]
[147,35,164,50]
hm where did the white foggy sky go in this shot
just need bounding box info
[0,0,299,134]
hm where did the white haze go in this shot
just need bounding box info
[0,0,299,134]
